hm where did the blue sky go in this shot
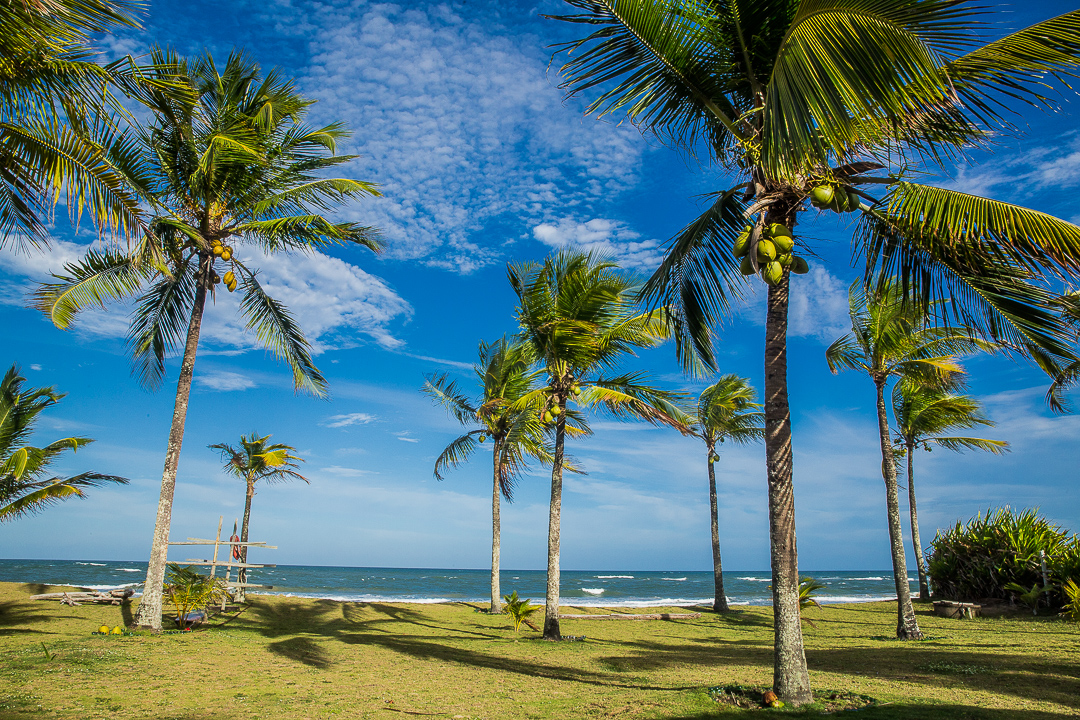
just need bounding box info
[2,0,1079,572]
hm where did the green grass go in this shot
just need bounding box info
[1,581,1078,719]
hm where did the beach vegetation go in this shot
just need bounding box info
[164,564,227,629]
[33,49,381,630]
[0,363,128,522]
[827,279,994,638]
[547,0,1080,703]
[892,377,1009,600]
[423,337,556,614]
[501,590,540,633]
[928,507,1080,611]
[509,250,691,640]
[209,433,307,596]
[691,375,763,613]
[1063,579,1080,621]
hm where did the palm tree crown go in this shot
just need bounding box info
[0,364,127,521]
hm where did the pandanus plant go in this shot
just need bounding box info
[547,1,1080,703]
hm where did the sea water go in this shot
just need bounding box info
[0,559,914,606]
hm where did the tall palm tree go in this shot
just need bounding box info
[693,374,763,612]
[547,1,1080,702]
[0,0,159,247]
[34,50,381,630]
[209,432,307,598]
[510,250,691,640]
[423,337,555,614]
[826,280,992,637]
[1,363,127,520]
[892,377,1008,600]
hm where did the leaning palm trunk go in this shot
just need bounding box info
[906,445,929,600]
[238,479,255,602]
[490,439,504,613]
[543,405,567,640]
[708,450,728,613]
[763,271,812,704]
[133,260,210,630]
[875,382,922,638]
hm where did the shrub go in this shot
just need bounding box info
[165,564,228,628]
[927,508,1080,610]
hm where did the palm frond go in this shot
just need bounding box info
[33,248,149,329]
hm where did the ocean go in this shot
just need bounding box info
[0,559,912,606]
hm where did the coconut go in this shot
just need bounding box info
[97,625,110,634]
[791,256,810,274]
[550,405,562,416]
[543,411,554,424]
[571,384,582,396]
[479,435,486,443]
[846,189,861,212]
[221,249,232,261]
[762,261,784,285]
[831,187,849,213]
[756,238,776,262]
[732,232,751,258]
[777,253,793,268]
[740,256,756,275]
[767,223,791,238]
[810,185,834,207]
[212,245,223,256]
[111,626,122,635]
[772,234,794,253]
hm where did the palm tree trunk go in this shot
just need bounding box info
[133,255,211,630]
[239,479,254,602]
[543,400,566,640]
[763,270,812,705]
[907,443,929,601]
[490,438,503,614]
[874,380,923,639]
[708,448,728,613]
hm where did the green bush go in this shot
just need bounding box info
[927,508,1080,611]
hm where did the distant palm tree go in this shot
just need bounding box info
[209,432,306,597]
[892,378,1008,600]
[0,0,155,247]
[827,280,992,638]
[35,50,381,630]
[510,250,691,640]
[423,337,553,613]
[693,375,763,612]
[0,364,127,521]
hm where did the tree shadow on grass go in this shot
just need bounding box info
[0,600,53,635]
[267,636,332,669]
[661,703,1074,720]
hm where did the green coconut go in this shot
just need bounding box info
[740,255,757,275]
[762,261,784,285]
[479,435,486,443]
[543,411,554,424]
[831,186,849,213]
[550,405,562,416]
[810,185,835,207]
[846,189,861,212]
[733,232,751,258]
[777,253,793,268]
[772,234,794,253]
[767,223,791,238]
[756,238,776,262]
[791,256,810,274]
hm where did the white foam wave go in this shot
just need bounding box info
[116,568,141,573]
[582,588,605,595]
[76,562,106,566]
[661,577,687,581]
[850,576,886,581]
[737,577,771,582]
[596,575,634,579]
[82,583,140,591]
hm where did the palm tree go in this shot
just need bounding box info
[547,1,1080,702]
[510,250,691,640]
[209,432,307,599]
[0,0,158,247]
[693,374,763,612]
[826,280,992,637]
[423,337,552,613]
[1,364,127,520]
[34,50,381,630]
[892,377,1008,600]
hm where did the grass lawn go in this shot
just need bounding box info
[1,581,1078,719]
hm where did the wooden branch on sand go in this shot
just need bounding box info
[558,612,701,620]
[29,588,135,606]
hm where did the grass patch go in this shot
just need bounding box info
[0,582,1078,719]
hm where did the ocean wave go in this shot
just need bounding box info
[116,568,141,573]
[816,595,896,604]
[660,577,687,581]
[851,576,886,581]
[76,562,106,566]
[83,583,141,591]
[596,575,634,579]
[582,588,605,595]
[738,577,771,582]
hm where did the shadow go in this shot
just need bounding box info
[19,583,50,596]
[658,704,1074,720]
[267,636,332,670]
[0,600,52,635]
[120,599,134,627]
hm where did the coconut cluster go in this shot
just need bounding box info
[734,223,809,286]
[210,239,238,292]
[541,383,581,424]
[810,183,861,213]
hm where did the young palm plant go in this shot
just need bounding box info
[693,375,763,612]
[0,364,127,520]
[34,50,381,629]
[547,1,1080,702]
[0,0,160,247]
[423,337,553,614]
[510,250,691,640]
[826,280,993,638]
[892,377,1008,600]
[209,432,307,599]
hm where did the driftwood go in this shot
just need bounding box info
[559,612,701,620]
[29,588,134,606]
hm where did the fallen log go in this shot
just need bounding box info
[30,588,135,606]
[558,612,701,620]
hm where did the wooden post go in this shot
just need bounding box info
[209,516,223,578]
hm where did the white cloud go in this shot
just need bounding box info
[322,412,378,428]
[396,432,420,443]
[195,370,257,391]
[29,364,42,371]
[290,3,645,272]
[532,218,665,272]
[788,266,851,341]
[939,132,1080,200]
